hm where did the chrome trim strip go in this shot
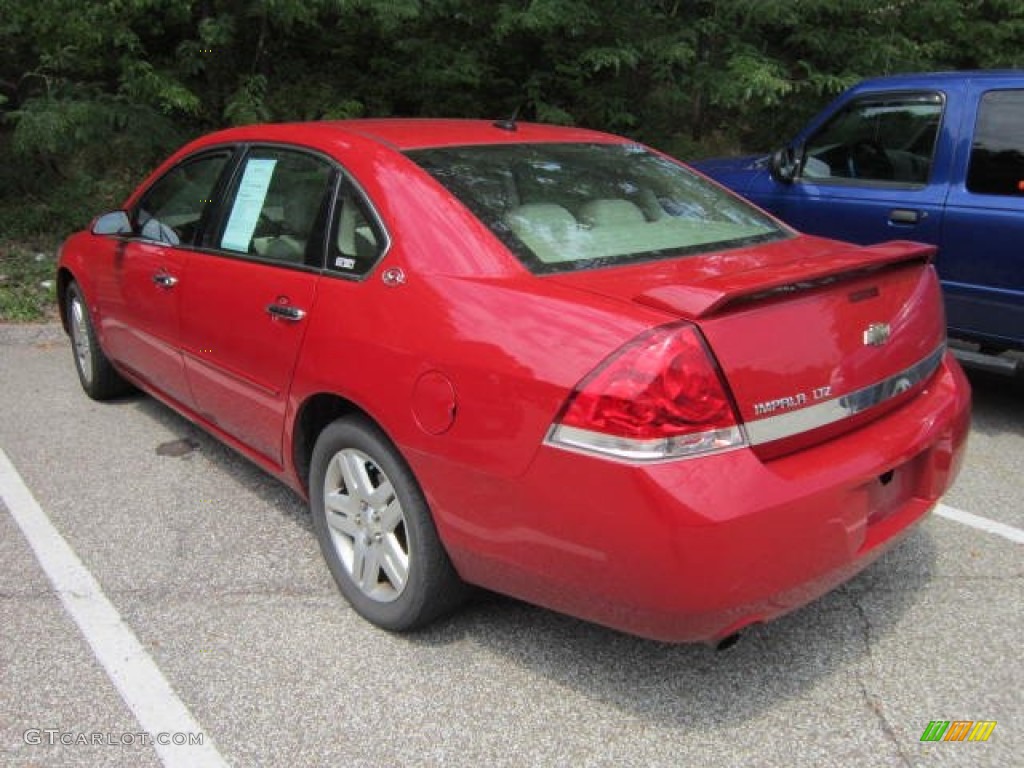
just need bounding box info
[744,345,946,446]
[545,423,747,463]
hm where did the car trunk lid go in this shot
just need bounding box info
[547,236,946,457]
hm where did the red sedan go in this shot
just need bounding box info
[56,119,970,644]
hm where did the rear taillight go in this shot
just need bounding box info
[546,323,746,461]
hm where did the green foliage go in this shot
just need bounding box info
[1,0,1023,253]
[0,242,58,321]
[224,74,270,126]
[10,88,182,159]
[119,60,202,116]
[5,0,1021,162]
[2,0,1022,319]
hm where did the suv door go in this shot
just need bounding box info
[179,146,334,464]
[102,151,233,406]
[762,91,949,247]
[941,87,1024,348]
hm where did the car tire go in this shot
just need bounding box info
[66,281,131,400]
[310,416,468,631]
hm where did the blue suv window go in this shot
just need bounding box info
[967,89,1024,197]
[801,93,943,186]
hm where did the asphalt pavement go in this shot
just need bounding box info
[1,323,1020,768]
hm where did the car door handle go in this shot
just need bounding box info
[889,209,921,224]
[152,272,178,288]
[266,304,306,322]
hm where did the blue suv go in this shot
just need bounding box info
[695,71,1024,374]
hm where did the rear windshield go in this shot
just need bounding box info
[407,142,788,273]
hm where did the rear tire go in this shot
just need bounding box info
[310,416,468,631]
[66,281,131,400]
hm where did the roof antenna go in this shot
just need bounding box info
[494,106,520,132]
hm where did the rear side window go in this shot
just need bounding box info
[967,89,1024,197]
[325,181,388,278]
[217,148,334,267]
[801,93,943,185]
[408,143,784,274]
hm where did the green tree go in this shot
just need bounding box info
[3,0,1024,245]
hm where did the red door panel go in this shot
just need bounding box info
[100,240,192,407]
[179,253,318,464]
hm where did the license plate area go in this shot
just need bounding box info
[866,452,927,527]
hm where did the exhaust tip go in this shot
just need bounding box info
[714,632,742,652]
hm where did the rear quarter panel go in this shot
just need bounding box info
[286,143,668,511]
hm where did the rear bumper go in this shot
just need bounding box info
[436,352,971,643]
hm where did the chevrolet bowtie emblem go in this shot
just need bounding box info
[863,322,892,346]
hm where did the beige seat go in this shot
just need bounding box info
[504,203,580,262]
[504,203,577,238]
[265,179,326,264]
[577,199,646,228]
[335,192,381,271]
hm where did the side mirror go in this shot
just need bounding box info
[769,146,802,184]
[91,210,133,236]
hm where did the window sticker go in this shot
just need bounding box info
[221,158,277,252]
[334,256,356,270]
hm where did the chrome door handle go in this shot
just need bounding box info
[266,304,306,322]
[153,272,178,288]
[889,209,921,224]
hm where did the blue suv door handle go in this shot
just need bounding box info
[889,209,922,225]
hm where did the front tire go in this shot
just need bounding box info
[66,281,130,400]
[310,417,467,631]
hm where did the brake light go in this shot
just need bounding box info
[547,324,746,461]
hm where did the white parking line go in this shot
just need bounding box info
[0,449,228,768]
[935,502,1024,544]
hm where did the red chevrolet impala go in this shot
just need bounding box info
[56,119,970,644]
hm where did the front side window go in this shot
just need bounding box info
[408,143,785,273]
[134,152,231,246]
[967,89,1024,196]
[801,93,943,185]
[217,148,333,267]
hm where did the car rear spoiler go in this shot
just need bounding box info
[634,241,936,318]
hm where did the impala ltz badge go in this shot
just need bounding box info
[863,322,892,346]
[753,385,832,416]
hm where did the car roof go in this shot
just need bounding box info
[331,119,625,149]
[853,69,1024,90]
[189,119,627,153]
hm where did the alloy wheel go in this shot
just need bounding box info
[322,448,410,602]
